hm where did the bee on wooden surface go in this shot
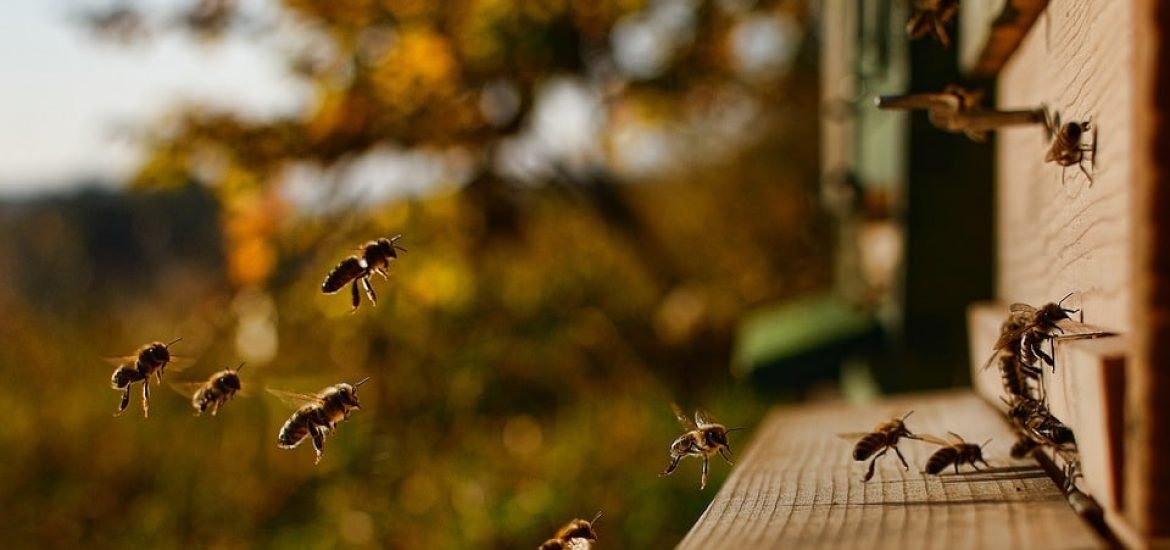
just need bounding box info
[109,338,182,418]
[174,362,246,416]
[920,432,991,475]
[839,410,917,482]
[660,405,741,490]
[538,512,601,550]
[1044,112,1096,184]
[906,0,960,47]
[270,377,370,464]
[322,235,406,311]
[1014,293,1080,370]
[876,85,1045,142]
[981,310,1043,399]
[1005,396,1076,451]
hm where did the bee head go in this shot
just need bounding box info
[374,235,406,260]
[705,426,730,448]
[143,337,181,363]
[562,513,601,541]
[337,377,370,408]
[220,364,244,391]
[1063,122,1084,141]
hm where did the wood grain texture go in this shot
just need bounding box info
[1129,0,1170,540]
[995,0,1134,334]
[677,391,1103,549]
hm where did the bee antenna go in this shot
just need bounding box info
[981,438,993,449]
[234,362,246,373]
[590,511,603,525]
[726,427,745,433]
[901,410,915,420]
[1058,292,1076,307]
[353,376,371,388]
[165,337,184,347]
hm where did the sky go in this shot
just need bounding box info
[0,1,303,197]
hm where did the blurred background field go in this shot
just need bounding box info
[0,1,950,548]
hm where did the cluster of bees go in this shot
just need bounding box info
[983,296,1080,461]
[108,236,403,464]
[840,296,1082,482]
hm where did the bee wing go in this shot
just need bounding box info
[265,388,324,408]
[915,433,953,446]
[671,403,697,430]
[169,381,206,397]
[694,408,717,427]
[837,432,871,440]
[1009,303,1038,314]
[103,355,138,366]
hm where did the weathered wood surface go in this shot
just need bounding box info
[677,391,1102,549]
[995,0,1134,334]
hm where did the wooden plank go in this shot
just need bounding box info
[677,391,1103,549]
[995,0,1135,334]
[1130,0,1170,541]
[966,0,1049,79]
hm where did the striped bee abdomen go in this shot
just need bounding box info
[322,257,365,294]
[111,364,143,389]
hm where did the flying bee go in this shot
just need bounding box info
[174,362,246,416]
[920,432,991,475]
[538,512,602,550]
[906,0,960,47]
[660,405,741,490]
[839,410,917,482]
[108,337,182,418]
[1044,112,1096,184]
[322,235,407,311]
[270,378,370,464]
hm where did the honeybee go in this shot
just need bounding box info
[1044,112,1096,184]
[906,0,960,47]
[1014,294,1080,370]
[660,405,741,490]
[876,85,1045,142]
[981,310,1043,399]
[538,512,601,550]
[176,362,246,416]
[1005,396,1076,450]
[271,378,370,464]
[109,338,182,418]
[920,432,991,475]
[839,410,918,482]
[322,235,406,311]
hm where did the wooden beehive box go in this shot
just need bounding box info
[683,1,1170,547]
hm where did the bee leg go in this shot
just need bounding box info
[893,444,910,471]
[980,458,992,469]
[863,448,887,482]
[659,455,682,477]
[970,461,983,472]
[311,427,326,464]
[700,455,709,490]
[142,379,151,418]
[361,277,378,307]
[116,385,131,416]
[719,447,734,466]
[210,401,220,416]
[954,462,961,475]
[350,280,361,311]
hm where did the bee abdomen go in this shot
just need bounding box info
[853,433,884,461]
[111,365,142,389]
[925,447,958,475]
[278,416,311,448]
[322,257,365,293]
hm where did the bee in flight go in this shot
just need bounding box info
[175,362,246,416]
[109,338,182,418]
[660,404,741,490]
[840,410,918,482]
[906,0,960,47]
[920,432,991,475]
[321,235,406,311]
[538,512,601,550]
[1044,112,1096,184]
[271,377,370,464]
